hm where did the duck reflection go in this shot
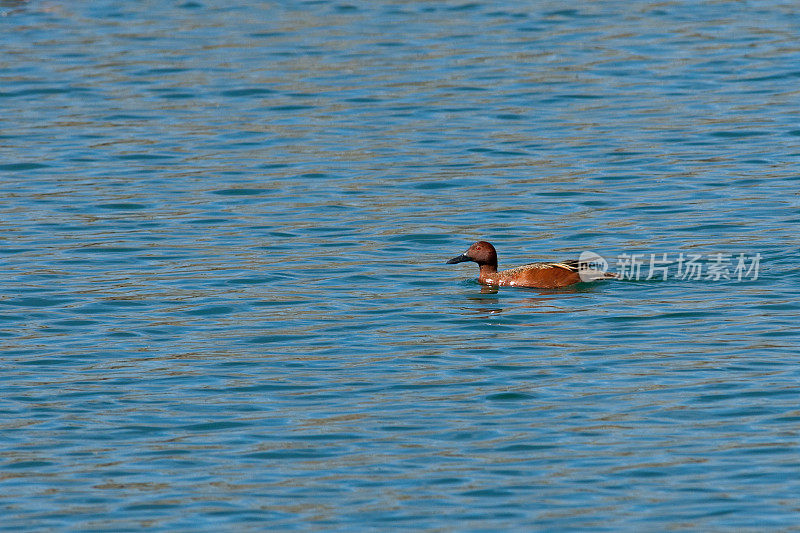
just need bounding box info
[461,283,598,317]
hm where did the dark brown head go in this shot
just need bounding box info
[446,241,498,271]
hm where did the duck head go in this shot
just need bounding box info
[446,241,498,271]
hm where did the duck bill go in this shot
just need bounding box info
[446,254,471,264]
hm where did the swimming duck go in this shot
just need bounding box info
[446,241,616,288]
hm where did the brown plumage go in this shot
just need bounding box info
[446,241,615,289]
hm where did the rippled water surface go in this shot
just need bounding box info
[2,0,800,530]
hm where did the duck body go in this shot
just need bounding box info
[479,260,583,288]
[446,241,614,289]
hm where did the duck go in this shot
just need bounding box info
[446,241,616,288]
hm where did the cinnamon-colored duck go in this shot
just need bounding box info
[446,241,615,289]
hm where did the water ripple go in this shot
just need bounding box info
[1,0,800,530]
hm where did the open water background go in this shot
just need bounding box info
[2,0,800,530]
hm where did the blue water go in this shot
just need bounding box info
[2,0,800,530]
